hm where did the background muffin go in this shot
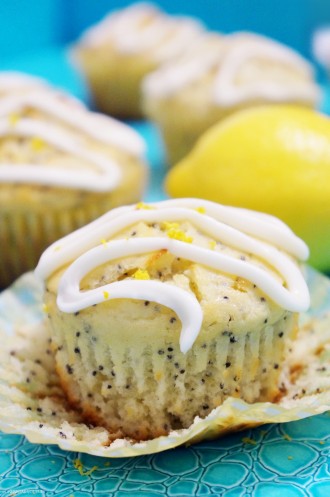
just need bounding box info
[0,76,147,287]
[72,2,204,118]
[143,32,320,164]
[36,198,309,440]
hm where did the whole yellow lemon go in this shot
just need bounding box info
[165,105,330,271]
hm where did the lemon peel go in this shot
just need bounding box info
[242,437,257,445]
[133,268,150,280]
[167,228,193,243]
[42,304,49,314]
[135,202,154,210]
[8,113,20,126]
[208,240,217,250]
[73,458,98,476]
[31,136,45,152]
[162,221,179,230]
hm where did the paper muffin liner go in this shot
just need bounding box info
[0,267,330,457]
[0,183,146,289]
[144,102,239,166]
[0,205,94,287]
[71,46,146,119]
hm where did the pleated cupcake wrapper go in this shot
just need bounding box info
[0,267,329,457]
[0,203,108,288]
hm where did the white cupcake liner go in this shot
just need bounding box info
[0,267,329,457]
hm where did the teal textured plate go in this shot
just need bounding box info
[0,416,330,496]
[0,47,330,497]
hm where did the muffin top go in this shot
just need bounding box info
[36,199,310,353]
[143,32,320,106]
[77,2,205,63]
[0,75,145,192]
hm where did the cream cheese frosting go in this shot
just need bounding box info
[0,87,145,192]
[35,199,310,354]
[143,32,320,106]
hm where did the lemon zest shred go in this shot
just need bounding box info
[103,290,109,299]
[163,221,179,231]
[101,238,107,247]
[126,406,135,416]
[196,206,206,214]
[242,437,257,445]
[208,240,216,250]
[133,268,150,280]
[135,202,154,210]
[162,221,193,243]
[84,466,98,476]
[8,113,20,126]
[42,304,49,314]
[31,136,45,152]
[167,227,193,244]
[73,458,98,476]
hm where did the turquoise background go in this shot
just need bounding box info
[1,0,330,60]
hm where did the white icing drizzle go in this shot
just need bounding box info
[0,118,121,191]
[36,199,310,354]
[0,91,145,157]
[143,35,224,98]
[79,3,204,62]
[143,32,320,106]
[213,34,319,106]
[0,72,48,92]
[0,89,146,191]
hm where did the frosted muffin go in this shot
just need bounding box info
[143,32,320,164]
[72,3,204,118]
[0,83,147,287]
[0,71,51,97]
[35,198,309,441]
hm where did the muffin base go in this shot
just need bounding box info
[145,98,315,165]
[1,267,330,455]
[45,295,297,441]
[73,47,157,119]
[0,160,146,288]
